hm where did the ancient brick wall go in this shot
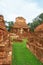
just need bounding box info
[27,32,43,63]
[0,34,12,65]
[0,15,12,65]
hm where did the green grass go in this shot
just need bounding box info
[12,39,43,65]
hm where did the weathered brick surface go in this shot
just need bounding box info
[0,15,12,65]
[27,32,43,63]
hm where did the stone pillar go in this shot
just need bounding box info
[20,28,23,34]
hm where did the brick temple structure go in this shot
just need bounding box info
[0,15,12,65]
[0,15,9,41]
[11,17,29,34]
[27,23,43,63]
[34,23,43,32]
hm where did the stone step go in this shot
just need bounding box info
[0,46,5,52]
[0,52,6,58]
[0,44,5,46]
[0,59,10,65]
[0,57,5,59]
[0,59,4,65]
[0,59,11,65]
[0,50,5,52]
[2,64,11,65]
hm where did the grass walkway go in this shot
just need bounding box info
[12,39,43,65]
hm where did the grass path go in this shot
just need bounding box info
[12,39,43,65]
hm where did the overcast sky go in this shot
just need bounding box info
[0,0,43,23]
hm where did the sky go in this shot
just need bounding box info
[0,0,43,23]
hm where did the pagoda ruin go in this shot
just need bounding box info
[11,17,29,34]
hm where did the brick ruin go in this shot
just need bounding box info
[10,17,43,63]
[0,15,12,65]
[10,17,29,38]
[27,23,43,63]
[0,15,43,64]
[34,23,43,32]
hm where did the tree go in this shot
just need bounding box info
[28,13,43,32]
[5,21,14,31]
[7,21,14,31]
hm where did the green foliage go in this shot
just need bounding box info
[28,23,34,32]
[39,13,43,21]
[8,21,14,31]
[5,21,14,31]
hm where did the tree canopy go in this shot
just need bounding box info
[28,13,43,32]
